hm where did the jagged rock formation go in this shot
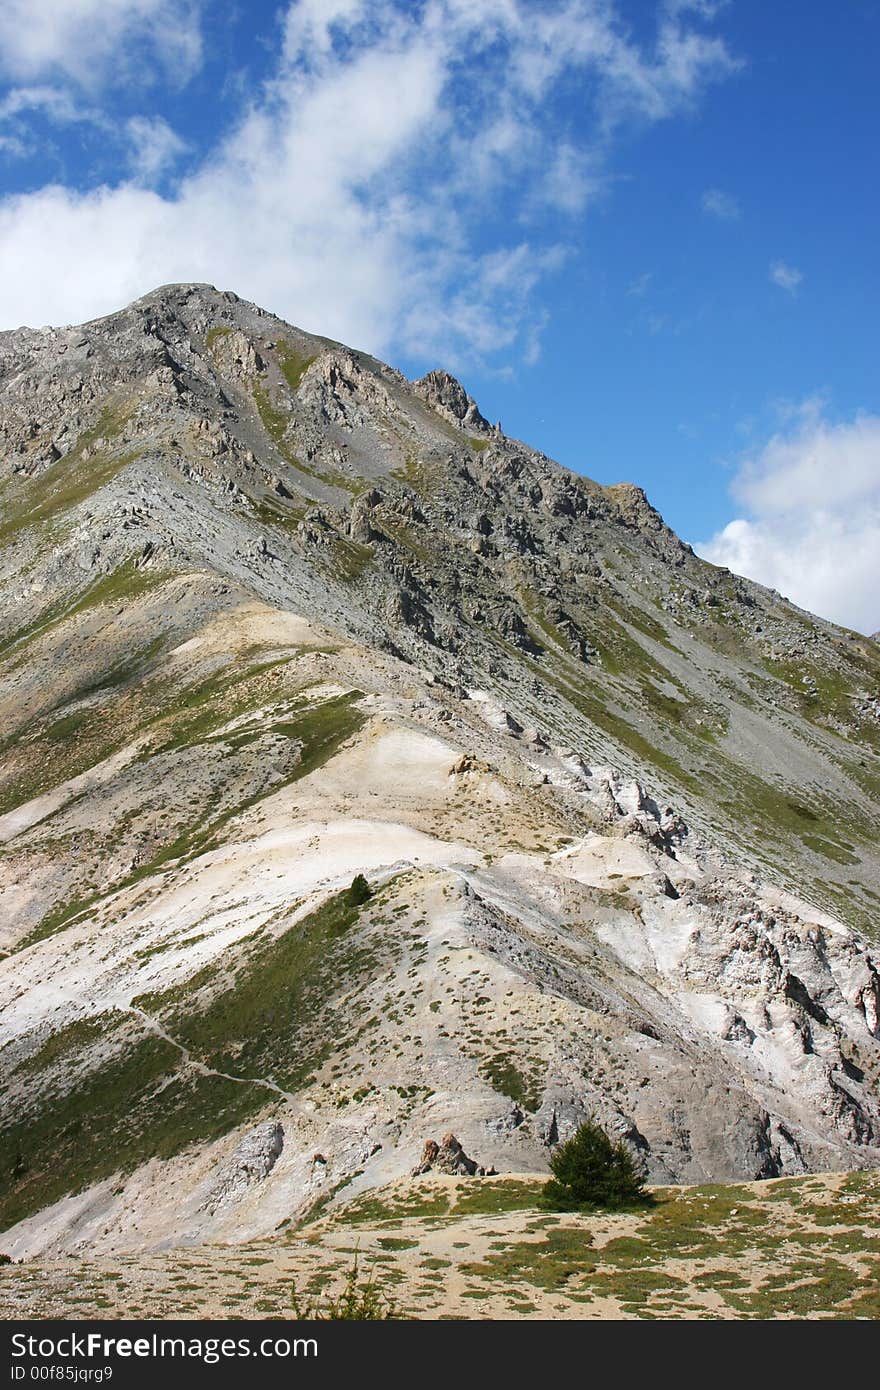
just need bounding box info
[0,283,878,1257]
[412,369,493,434]
[412,1133,494,1177]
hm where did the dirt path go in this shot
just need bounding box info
[125,1004,303,1107]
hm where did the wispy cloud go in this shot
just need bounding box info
[125,115,188,182]
[696,399,880,633]
[0,0,204,90]
[0,83,109,163]
[701,186,740,219]
[0,0,738,368]
[626,271,653,297]
[664,0,729,16]
[769,260,803,293]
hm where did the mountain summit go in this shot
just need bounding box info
[1,283,878,1256]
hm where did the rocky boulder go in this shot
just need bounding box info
[412,1133,495,1177]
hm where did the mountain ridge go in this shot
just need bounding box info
[1,282,878,1256]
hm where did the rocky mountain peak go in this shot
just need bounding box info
[412,367,494,434]
[0,284,879,1258]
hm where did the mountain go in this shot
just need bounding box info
[0,283,878,1258]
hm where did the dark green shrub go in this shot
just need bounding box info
[541,1120,651,1212]
[345,874,372,908]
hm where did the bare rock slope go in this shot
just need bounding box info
[1,283,878,1256]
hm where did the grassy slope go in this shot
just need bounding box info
[0,885,381,1229]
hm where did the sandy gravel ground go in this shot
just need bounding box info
[2,1170,878,1321]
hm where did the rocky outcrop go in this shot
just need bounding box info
[201,1123,284,1214]
[412,1133,495,1177]
[412,369,491,434]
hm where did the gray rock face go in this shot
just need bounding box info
[202,1123,284,1213]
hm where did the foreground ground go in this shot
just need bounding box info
[2,1170,878,1320]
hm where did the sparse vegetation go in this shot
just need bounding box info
[1,1169,879,1319]
[135,883,381,1090]
[205,325,232,351]
[291,1252,399,1319]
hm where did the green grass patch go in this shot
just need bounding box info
[253,381,292,454]
[462,1226,594,1291]
[453,1179,543,1216]
[0,448,140,545]
[479,1053,542,1113]
[800,834,860,865]
[328,535,373,583]
[338,1188,453,1226]
[15,690,365,952]
[2,886,387,1227]
[0,561,166,666]
[9,1014,113,1077]
[277,343,316,393]
[205,326,232,351]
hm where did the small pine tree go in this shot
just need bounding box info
[541,1119,651,1212]
[345,873,372,907]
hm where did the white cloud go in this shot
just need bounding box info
[0,132,28,159]
[770,260,803,292]
[281,0,371,64]
[0,88,187,185]
[0,0,738,367]
[125,115,188,182]
[696,404,880,634]
[0,84,94,123]
[539,143,605,215]
[0,0,203,90]
[701,186,740,219]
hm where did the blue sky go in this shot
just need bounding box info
[0,1,877,632]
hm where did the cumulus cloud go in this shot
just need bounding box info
[701,186,740,219]
[696,402,880,634]
[770,260,803,292]
[0,0,737,366]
